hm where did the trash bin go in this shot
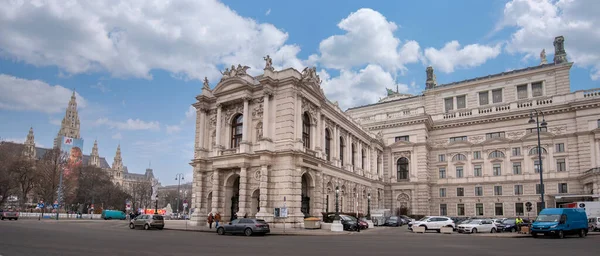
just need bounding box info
[304,217,321,229]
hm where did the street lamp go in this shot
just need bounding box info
[367,192,371,220]
[154,192,159,214]
[175,173,184,217]
[529,109,548,211]
[335,185,340,221]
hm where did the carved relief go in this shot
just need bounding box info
[549,125,567,135]
[301,97,319,123]
[506,131,525,140]
[469,135,485,144]
[252,101,263,119]
[208,173,214,184]
[224,103,244,122]
[220,64,251,79]
[301,66,321,85]
[253,169,261,181]
[211,130,216,146]
[397,193,410,202]
[432,139,447,148]
[393,151,411,159]
[256,122,263,139]
[209,114,217,128]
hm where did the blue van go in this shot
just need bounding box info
[101,210,126,220]
[531,208,588,238]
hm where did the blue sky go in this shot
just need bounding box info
[0,0,598,185]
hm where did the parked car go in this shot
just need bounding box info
[129,214,164,230]
[385,216,401,227]
[358,218,369,229]
[531,208,588,238]
[399,215,413,225]
[101,210,126,220]
[216,218,270,236]
[0,208,19,220]
[588,217,599,231]
[409,216,455,232]
[457,219,497,234]
[498,218,519,232]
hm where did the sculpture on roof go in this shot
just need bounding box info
[202,77,211,91]
[425,66,437,90]
[386,88,395,96]
[553,36,568,64]
[301,66,321,84]
[540,49,547,65]
[220,64,251,79]
[263,55,274,71]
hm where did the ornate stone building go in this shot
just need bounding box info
[189,36,600,226]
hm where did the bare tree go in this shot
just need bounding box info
[129,180,153,210]
[0,142,21,206]
[34,148,65,204]
[10,158,37,207]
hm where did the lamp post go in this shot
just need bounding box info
[335,185,340,221]
[367,192,371,220]
[175,173,184,217]
[529,109,548,211]
[154,192,159,214]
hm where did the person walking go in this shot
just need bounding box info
[207,213,214,229]
[515,217,523,232]
[215,212,221,228]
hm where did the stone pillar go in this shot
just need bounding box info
[190,169,204,226]
[295,91,303,145]
[262,92,270,139]
[257,165,269,215]
[211,169,220,213]
[242,98,250,143]
[215,104,222,149]
[198,108,206,150]
[237,167,248,217]
[315,112,322,152]
[358,142,363,170]
[332,125,338,165]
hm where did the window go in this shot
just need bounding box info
[440,204,448,216]
[457,187,464,197]
[456,166,464,178]
[555,143,565,153]
[495,203,504,216]
[457,204,465,216]
[397,157,409,181]
[449,136,467,142]
[456,95,466,109]
[475,186,483,196]
[377,153,381,175]
[526,127,548,133]
[438,154,446,162]
[476,203,484,216]
[513,162,522,175]
[515,203,524,216]
[532,82,543,97]
[494,186,503,196]
[473,151,481,160]
[536,184,543,194]
[489,150,505,159]
[514,185,523,195]
[492,89,503,103]
[534,160,541,173]
[361,149,366,169]
[479,91,489,105]
[351,144,356,166]
[486,132,505,139]
[439,188,446,198]
[452,154,467,161]
[598,119,600,128]
[395,136,409,142]
[231,114,243,148]
[529,147,548,155]
[558,183,568,193]
[339,137,345,166]
[493,164,502,176]
[474,165,482,177]
[517,84,528,99]
[302,112,311,148]
[439,168,446,179]
[556,159,566,172]
[324,129,331,161]
[512,147,521,156]
[444,98,454,112]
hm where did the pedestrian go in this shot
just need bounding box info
[243,213,247,219]
[516,217,523,232]
[215,212,221,228]
[207,213,214,229]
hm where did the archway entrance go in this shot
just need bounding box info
[224,175,240,221]
[301,173,311,217]
[251,189,260,217]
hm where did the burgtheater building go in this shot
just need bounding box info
[189,36,600,226]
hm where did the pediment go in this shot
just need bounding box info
[520,131,555,141]
[212,77,255,95]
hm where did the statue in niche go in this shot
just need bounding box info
[256,122,263,139]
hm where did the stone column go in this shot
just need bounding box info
[237,167,248,217]
[315,112,322,152]
[211,169,220,213]
[358,142,363,170]
[332,125,338,165]
[190,169,204,226]
[257,165,269,215]
[262,92,270,139]
[215,104,222,149]
[296,91,303,144]
[242,98,250,143]
[198,108,206,150]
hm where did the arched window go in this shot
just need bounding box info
[361,149,366,169]
[231,114,243,148]
[529,147,548,155]
[452,154,467,161]
[351,144,356,166]
[489,150,505,159]
[397,157,409,180]
[302,112,311,148]
[325,129,331,161]
[339,137,345,166]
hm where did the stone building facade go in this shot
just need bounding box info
[189,36,600,226]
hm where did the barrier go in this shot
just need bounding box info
[412,226,426,233]
[441,226,454,234]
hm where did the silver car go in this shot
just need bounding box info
[129,214,164,230]
[216,218,270,236]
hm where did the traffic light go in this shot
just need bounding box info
[525,202,532,212]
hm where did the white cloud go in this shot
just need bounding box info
[0,0,305,82]
[185,106,196,120]
[424,41,502,73]
[90,82,110,93]
[265,8,271,16]
[316,8,421,72]
[0,74,87,114]
[166,125,182,134]
[95,118,160,131]
[112,132,122,139]
[49,117,62,126]
[499,0,600,80]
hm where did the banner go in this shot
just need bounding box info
[59,136,84,177]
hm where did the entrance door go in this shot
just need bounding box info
[230,195,239,220]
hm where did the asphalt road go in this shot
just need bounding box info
[1,220,598,256]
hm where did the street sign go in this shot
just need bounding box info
[53,203,58,209]
[37,203,45,208]
[126,204,131,210]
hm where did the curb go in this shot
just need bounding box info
[163,228,357,236]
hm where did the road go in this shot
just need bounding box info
[1,220,598,256]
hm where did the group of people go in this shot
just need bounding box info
[207,212,221,229]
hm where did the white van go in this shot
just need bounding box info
[589,217,600,232]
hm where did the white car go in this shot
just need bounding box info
[457,219,497,234]
[408,216,455,232]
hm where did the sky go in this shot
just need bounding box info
[0,0,599,186]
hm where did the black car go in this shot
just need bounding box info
[216,218,270,236]
[500,218,519,232]
[326,214,359,231]
[385,216,400,227]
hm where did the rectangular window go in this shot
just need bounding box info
[515,203,524,216]
[486,132,505,139]
[536,184,543,195]
[512,147,521,156]
[493,164,502,176]
[556,159,566,172]
[395,136,409,142]
[456,166,464,178]
[474,165,482,177]
[475,186,483,196]
[514,185,523,195]
[439,168,446,179]
[527,127,548,133]
[476,203,484,216]
[456,95,466,109]
[439,154,446,162]
[555,143,565,153]
[494,185,503,196]
[495,203,504,216]
[598,119,600,128]
[449,136,468,142]
[440,204,448,216]
[479,91,489,105]
[532,82,543,97]
[439,188,446,198]
[558,183,568,194]
[473,151,481,160]
[492,89,503,103]
[457,187,464,197]
[534,160,541,173]
[457,204,465,216]
[517,84,528,99]
[513,162,522,175]
[444,98,454,112]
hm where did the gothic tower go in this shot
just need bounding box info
[112,144,124,185]
[54,91,81,148]
[90,140,100,167]
[23,127,36,159]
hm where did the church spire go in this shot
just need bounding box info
[54,90,81,148]
[90,140,100,167]
[112,144,123,172]
[23,127,36,159]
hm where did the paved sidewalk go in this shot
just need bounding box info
[473,231,600,238]
[163,220,378,236]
